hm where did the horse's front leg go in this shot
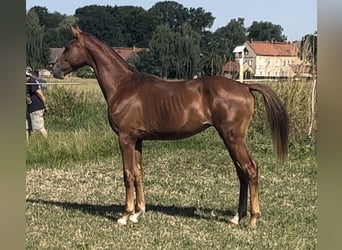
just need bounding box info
[117,135,137,226]
[129,139,146,223]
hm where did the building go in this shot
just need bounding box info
[222,61,240,79]
[231,40,302,79]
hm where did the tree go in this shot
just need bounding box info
[28,6,75,50]
[148,1,214,32]
[298,32,317,138]
[75,5,123,46]
[116,6,157,47]
[75,5,154,47]
[43,15,76,48]
[148,23,201,79]
[198,18,246,76]
[148,1,189,30]
[298,32,317,76]
[247,21,287,41]
[149,24,176,78]
[31,6,65,29]
[214,18,247,60]
[26,9,47,69]
[134,50,159,75]
[174,24,201,78]
[187,7,215,32]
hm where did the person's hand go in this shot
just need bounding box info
[44,105,49,114]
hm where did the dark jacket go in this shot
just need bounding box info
[26,77,45,113]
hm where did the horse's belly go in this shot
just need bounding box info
[141,119,211,140]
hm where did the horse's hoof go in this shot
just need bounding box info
[129,210,144,223]
[249,220,257,229]
[129,214,139,223]
[249,214,260,229]
[117,217,128,226]
[228,213,239,226]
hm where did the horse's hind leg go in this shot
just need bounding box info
[218,128,260,228]
[229,160,248,225]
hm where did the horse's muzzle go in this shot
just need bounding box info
[52,65,65,79]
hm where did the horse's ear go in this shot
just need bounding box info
[70,25,82,38]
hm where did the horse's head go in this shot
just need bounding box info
[52,25,88,79]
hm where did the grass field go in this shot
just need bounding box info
[26,78,317,249]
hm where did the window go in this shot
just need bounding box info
[249,59,253,66]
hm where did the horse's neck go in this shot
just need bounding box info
[86,40,133,102]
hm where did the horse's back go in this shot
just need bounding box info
[112,74,255,139]
[200,76,251,96]
[135,75,254,124]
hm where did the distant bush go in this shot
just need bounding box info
[76,66,95,78]
[44,85,107,131]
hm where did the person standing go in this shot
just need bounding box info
[26,67,48,138]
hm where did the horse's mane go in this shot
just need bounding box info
[82,32,137,73]
[80,32,166,85]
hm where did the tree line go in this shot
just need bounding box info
[26,1,316,79]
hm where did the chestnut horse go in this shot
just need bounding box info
[52,25,289,228]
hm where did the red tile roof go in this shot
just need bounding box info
[246,41,298,56]
[222,61,240,72]
[113,46,146,60]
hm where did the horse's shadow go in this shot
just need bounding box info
[26,198,235,223]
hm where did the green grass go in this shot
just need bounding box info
[26,131,316,249]
[26,78,317,249]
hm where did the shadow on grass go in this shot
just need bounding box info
[26,199,235,222]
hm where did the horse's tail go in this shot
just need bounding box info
[247,83,289,162]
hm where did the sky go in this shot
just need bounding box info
[26,0,317,41]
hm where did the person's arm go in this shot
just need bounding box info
[35,89,46,106]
